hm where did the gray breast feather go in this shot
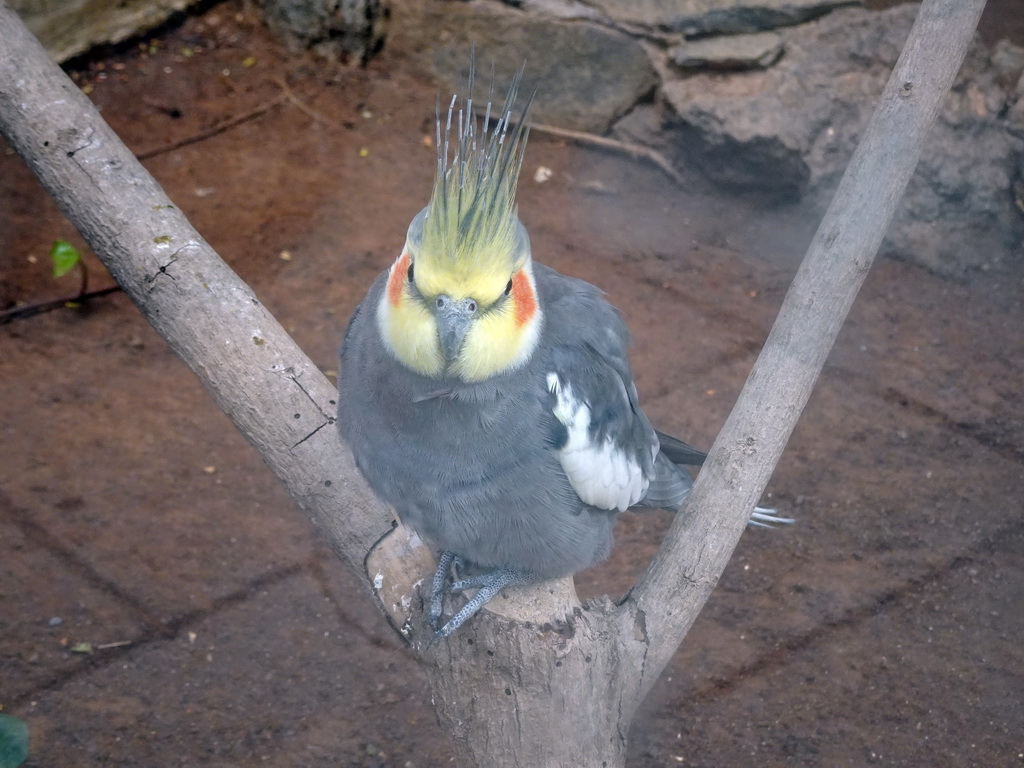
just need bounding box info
[338,261,696,581]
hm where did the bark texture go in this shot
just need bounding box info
[0,0,985,765]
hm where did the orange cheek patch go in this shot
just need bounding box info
[387,252,411,307]
[511,270,537,327]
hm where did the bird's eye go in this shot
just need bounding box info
[407,261,415,283]
[504,278,513,295]
[466,300,478,313]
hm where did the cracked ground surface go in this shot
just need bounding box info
[1,3,1023,765]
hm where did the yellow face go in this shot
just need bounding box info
[376,247,542,382]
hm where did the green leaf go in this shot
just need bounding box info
[50,239,81,278]
[0,713,28,768]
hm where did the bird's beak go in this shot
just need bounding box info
[434,296,477,362]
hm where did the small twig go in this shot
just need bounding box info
[140,96,183,118]
[529,121,685,186]
[136,91,288,160]
[135,76,331,160]
[271,75,332,124]
[473,107,686,184]
[75,257,89,298]
[95,640,134,650]
[0,285,121,324]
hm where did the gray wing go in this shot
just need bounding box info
[535,263,697,513]
[544,339,660,513]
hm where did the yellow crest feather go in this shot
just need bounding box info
[417,63,534,287]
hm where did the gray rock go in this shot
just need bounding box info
[582,0,860,37]
[389,0,656,133]
[9,0,197,62]
[668,30,784,70]
[659,4,1024,273]
[611,102,670,149]
[893,121,1022,274]
[1013,154,1024,221]
[259,0,390,63]
[1007,73,1024,133]
[991,40,1024,89]
[662,5,909,197]
[513,0,606,21]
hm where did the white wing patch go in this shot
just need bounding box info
[547,373,649,513]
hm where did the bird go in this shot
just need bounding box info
[337,63,791,639]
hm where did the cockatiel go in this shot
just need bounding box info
[338,66,789,638]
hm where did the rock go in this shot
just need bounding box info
[668,30,784,70]
[991,39,1024,89]
[513,0,606,22]
[1007,73,1024,132]
[582,0,860,37]
[389,0,656,133]
[259,0,390,63]
[9,0,198,62]
[658,4,1024,272]
[661,5,911,199]
[610,102,670,149]
[1013,154,1024,220]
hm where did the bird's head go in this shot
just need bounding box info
[377,67,542,383]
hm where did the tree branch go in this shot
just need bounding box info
[0,0,392,578]
[0,284,121,323]
[626,0,988,696]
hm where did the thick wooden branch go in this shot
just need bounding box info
[627,0,987,696]
[0,1,391,576]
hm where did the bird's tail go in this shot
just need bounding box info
[640,452,694,512]
[649,430,795,527]
[654,429,707,467]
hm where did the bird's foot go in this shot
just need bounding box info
[748,505,795,527]
[428,551,461,632]
[427,553,529,639]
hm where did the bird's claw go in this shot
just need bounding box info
[428,551,457,632]
[427,553,528,639]
[748,505,795,528]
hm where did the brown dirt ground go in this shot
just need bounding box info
[2,2,1023,766]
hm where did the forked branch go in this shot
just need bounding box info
[625,0,988,699]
